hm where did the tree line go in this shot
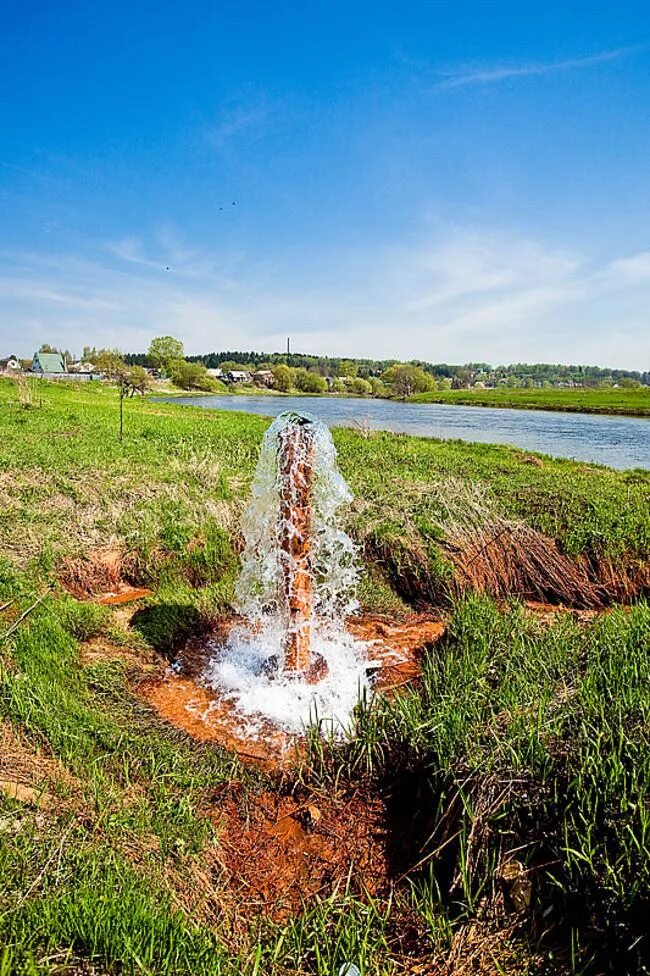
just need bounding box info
[123,347,650,389]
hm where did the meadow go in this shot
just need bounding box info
[411,385,650,417]
[0,378,648,975]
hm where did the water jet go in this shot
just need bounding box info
[139,410,445,760]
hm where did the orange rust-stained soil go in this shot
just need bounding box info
[210,784,389,922]
[139,673,296,769]
[137,612,446,769]
[349,613,446,693]
[97,587,152,605]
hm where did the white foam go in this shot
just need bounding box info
[202,619,370,736]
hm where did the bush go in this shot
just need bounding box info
[272,364,294,392]
[294,369,327,394]
[168,361,220,392]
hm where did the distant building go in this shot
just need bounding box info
[0,355,21,373]
[31,351,66,374]
[226,370,251,384]
[30,352,100,381]
[252,369,274,387]
[68,361,97,374]
[206,368,224,378]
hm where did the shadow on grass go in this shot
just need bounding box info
[130,602,203,657]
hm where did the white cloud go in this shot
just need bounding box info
[0,227,648,368]
[436,46,640,89]
[608,251,650,281]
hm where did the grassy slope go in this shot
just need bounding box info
[1,378,649,974]
[411,385,650,416]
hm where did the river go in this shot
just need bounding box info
[159,394,649,470]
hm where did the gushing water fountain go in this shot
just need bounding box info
[141,409,446,754]
[201,410,369,735]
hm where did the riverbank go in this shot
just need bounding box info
[158,391,650,469]
[1,378,649,974]
[411,385,650,416]
[160,383,650,418]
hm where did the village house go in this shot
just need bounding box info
[0,355,21,374]
[206,368,224,379]
[252,369,274,387]
[31,351,67,374]
[225,370,251,384]
[67,360,97,374]
[30,352,100,381]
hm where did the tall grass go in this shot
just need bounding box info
[317,597,650,972]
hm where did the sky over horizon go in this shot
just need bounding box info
[1,1,649,368]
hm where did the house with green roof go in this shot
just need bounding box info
[31,351,66,374]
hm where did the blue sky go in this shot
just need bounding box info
[1,1,649,366]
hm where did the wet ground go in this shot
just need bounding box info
[138,614,446,769]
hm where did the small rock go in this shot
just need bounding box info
[306,803,322,825]
[500,859,532,912]
[0,779,53,810]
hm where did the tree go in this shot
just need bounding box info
[381,364,434,398]
[294,368,327,394]
[337,360,358,378]
[121,365,152,396]
[350,377,372,396]
[168,360,219,391]
[272,364,293,392]
[331,378,346,394]
[148,336,184,372]
[93,349,152,396]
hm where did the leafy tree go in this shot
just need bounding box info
[350,377,372,395]
[93,349,152,396]
[272,364,293,392]
[294,368,327,394]
[331,378,346,393]
[121,365,153,396]
[94,348,127,376]
[148,336,184,372]
[337,360,359,378]
[382,364,434,398]
[168,360,219,391]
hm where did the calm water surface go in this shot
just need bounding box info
[161,394,649,470]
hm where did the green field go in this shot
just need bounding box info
[411,385,650,416]
[1,378,649,975]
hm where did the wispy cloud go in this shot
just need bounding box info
[1,227,649,368]
[436,46,640,89]
[206,93,279,149]
[608,250,650,281]
[107,230,217,279]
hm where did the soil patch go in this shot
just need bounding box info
[59,547,152,603]
[137,613,446,769]
[210,783,388,923]
[0,720,81,813]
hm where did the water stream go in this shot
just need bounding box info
[159,394,650,469]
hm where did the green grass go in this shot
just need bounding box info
[1,378,648,602]
[411,385,650,417]
[317,596,650,972]
[0,377,648,974]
